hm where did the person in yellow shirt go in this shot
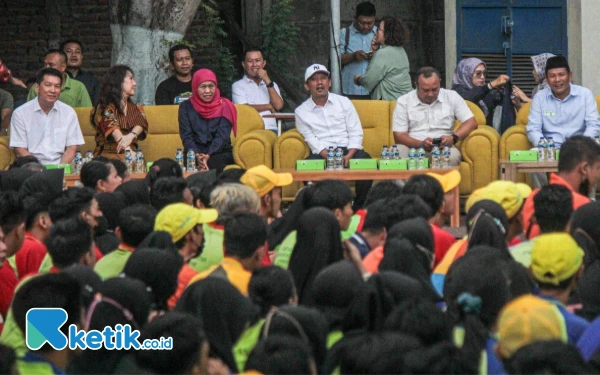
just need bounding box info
[188,212,266,295]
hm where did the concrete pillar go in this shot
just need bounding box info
[444,0,457,88]
[579,0,600,94]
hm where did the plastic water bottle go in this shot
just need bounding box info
[73,150,83,175]
[391,145,399,160]
[546,137,555,161]
[335,147,344,170]
[85,150,93,164]
[538,137,547,162]
[442,147,451,168]
[380,145,389,160]
[124,150,133,173]
[326,146,335,170]
[135,150,145,173]
[417,147,427,170]
[408,148,417,170]
[175,148,184,170]
[431,145,441,169]
[187,150,196,172]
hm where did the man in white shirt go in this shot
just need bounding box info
[232,48,284,133]
[393,66,477,166]
[295,63,373,209]
[10,68,84,165]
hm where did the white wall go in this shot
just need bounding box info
[580,0,600,94]
[444,0,457,88]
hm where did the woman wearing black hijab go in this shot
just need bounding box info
[114,179,150,206]
[175,277,258,374]
[466,199,510,256]
[18,168,64,197]
[94,192,126,254]
[67,277,153,374]
[268,187,309,249]
[0,168,37,191]
[380,218,440,301]
[288,207,344,304]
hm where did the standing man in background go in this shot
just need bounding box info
[155,44,195,105]
[339,2,377,99]
[60,39,100,105]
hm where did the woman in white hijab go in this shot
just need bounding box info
[531,53,556,97]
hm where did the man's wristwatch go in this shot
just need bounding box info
[452,133,460,144]
[266,81,275,88]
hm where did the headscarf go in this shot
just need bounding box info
[19,169,64,197]
[190,69,238,136]
[114,179,150,206]
[466,200,510,257]
[531,53,555,94]
[123,247,183,311]
[342,272,425,333]
[175,278,258,373]
[288,207,344,304]
[388,217,434,253]
[380,219,440,301]
[310,260,364,330]
[136,231,178,253]
[268,187,309,249]
[452,57,489,116]
[62,264,102,309]
[262,305,329,369]
[0,168,37,191]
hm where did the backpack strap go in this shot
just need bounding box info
[344,26,351,54]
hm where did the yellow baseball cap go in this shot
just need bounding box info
[497,294,567,359]
[427,170,461,193]
[531,233,584,286]
[241,165,293,198]
[465,180,532,219]
[154,203,218,242]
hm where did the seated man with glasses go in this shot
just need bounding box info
[451,57,510,125]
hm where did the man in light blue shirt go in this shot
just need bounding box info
[527,56,600,147]
[339,2,377,98]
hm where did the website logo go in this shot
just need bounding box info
[26,308,172,351]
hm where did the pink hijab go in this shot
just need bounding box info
[190,69,237,136]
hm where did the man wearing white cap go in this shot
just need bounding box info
[295,64,373,209]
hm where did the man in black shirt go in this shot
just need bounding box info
[155,44,194,105]
[60,39,100,105]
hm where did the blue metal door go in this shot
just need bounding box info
[457,0,567,94]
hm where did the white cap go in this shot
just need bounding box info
[304,64,330,82]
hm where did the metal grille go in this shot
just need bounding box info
[461,53,537,97]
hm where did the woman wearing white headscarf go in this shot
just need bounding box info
[531,53,556,98]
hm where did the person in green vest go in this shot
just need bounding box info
[27,50,92,108]
[12,272,82,375]
[188,183,260,273]
[94,204,156,279]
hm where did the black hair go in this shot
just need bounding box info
[534,184,573,233]
[137,312,206,374]
[93,64,134,114]
[117,204,157,247]
[12,273,81,352]
[558,135,600,173]
[363,180,402,207]
[150,177,189,211]
[362,199,392,233]
[384,298,452,346]
[35,67,63,86]
[505,340,592,374]
[60,39,84,52]
[245,335,315,374]
[535,274,577,291]
[304,180,353,211]
[146,158,183,187]
[168,44,192,63]
[416,66,441,82]
[355,1,376,17]
[80,160,112,190]
[62,264,102,310]
[45,49,68,65]
[248,266,297,316]
[243,47,266,61]
[48,187,95,223]
[198,182,216,208]
[466,200,510,255]
[123,247,183,310]
[218,168,246,183]
[23,193,54,231]
[9,155,40,169]
[0,344,16,375]
[385,195,432,228]
[45,217,93,269]
[224,212,267,259]
[545,55,571,75]
[109,159,128,180]
[381,16,409,47]
[0,191,26,235]
[403,174,444,217]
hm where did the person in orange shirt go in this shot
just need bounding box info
[523,135,600,239]
[188,212,267,296]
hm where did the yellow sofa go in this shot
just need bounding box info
[274,100,499,199]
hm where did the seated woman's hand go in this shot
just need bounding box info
[196,153,210,171]
[490,74,510,89]
[117,133,136,153]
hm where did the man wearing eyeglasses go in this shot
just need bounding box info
[393,66,478,166]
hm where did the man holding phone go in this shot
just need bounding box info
[392,66,477,166]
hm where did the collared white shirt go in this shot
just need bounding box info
[295,92,364,154]
[392,88,474,140]
[9,98,84,164]
[232,75,281,131]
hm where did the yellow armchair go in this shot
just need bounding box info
[0,136,15,170]
[232,104,277,169]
